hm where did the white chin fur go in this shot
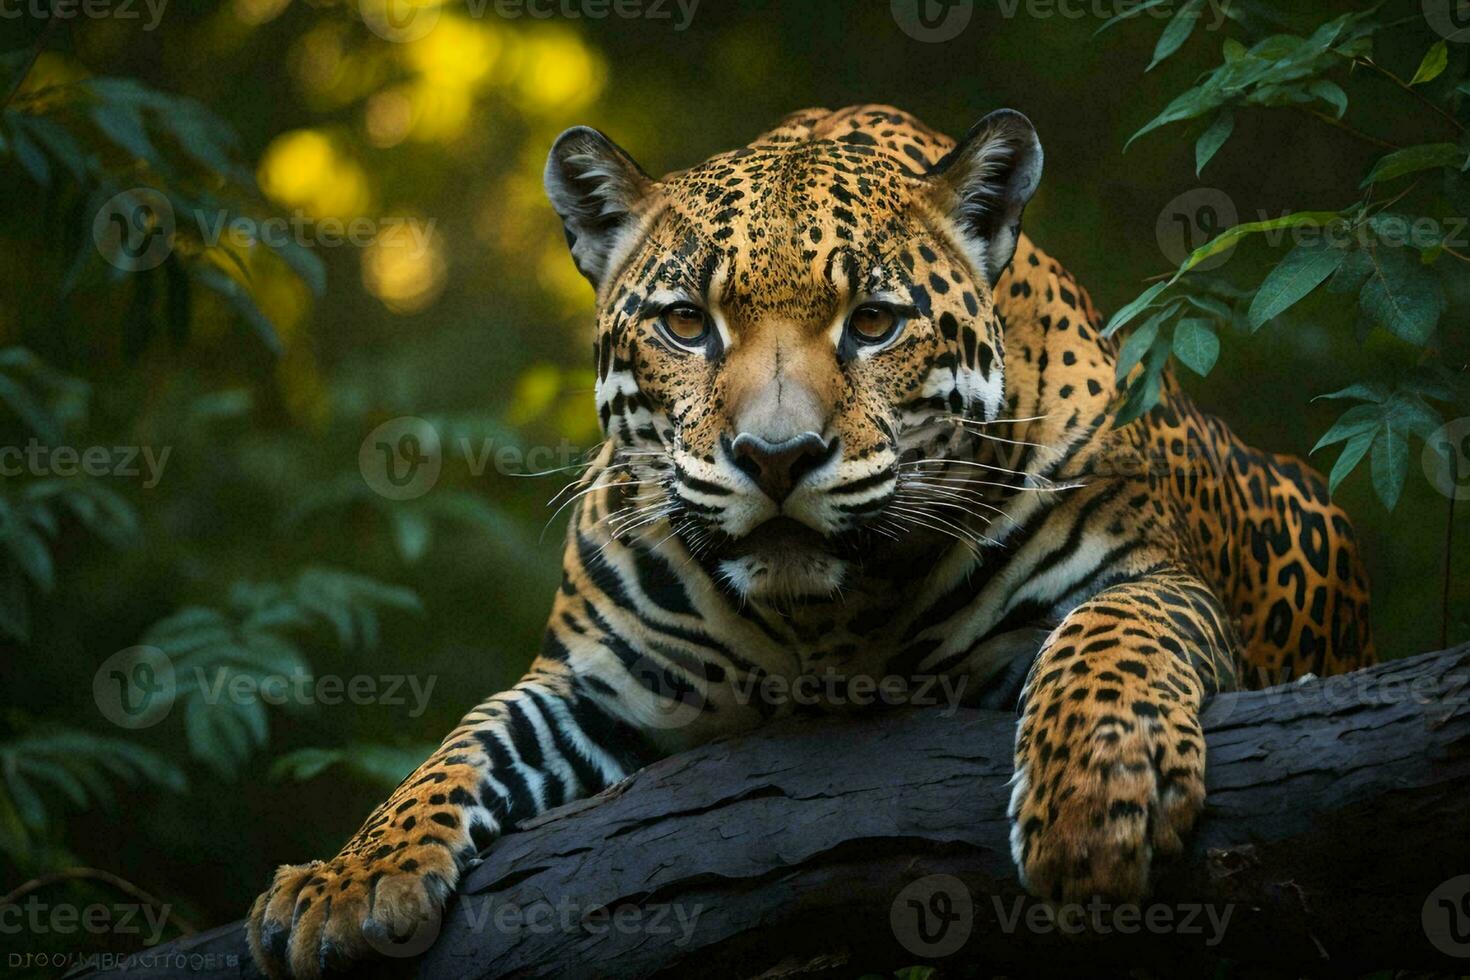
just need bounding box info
[718,552,848,604]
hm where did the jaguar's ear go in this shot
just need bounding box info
[925,109,1043,286]
[544,126,654,290]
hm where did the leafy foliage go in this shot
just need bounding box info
[1106,5,1470,509]
[0,729,185,867]
[141,568,421,778]
[269,742,437,789]
[0,348,140,640]
[1,71,324,354]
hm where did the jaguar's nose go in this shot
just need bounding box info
[728,431,835,502]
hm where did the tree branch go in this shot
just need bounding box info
[78,644,1470,979]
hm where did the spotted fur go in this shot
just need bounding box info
[247,105,1373,977]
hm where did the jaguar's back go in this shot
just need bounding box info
[984,233,1375,688]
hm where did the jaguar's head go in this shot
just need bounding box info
[544,107,1042,606]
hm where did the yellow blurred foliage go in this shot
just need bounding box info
[407,14,501,88]
[364,87,415,148]
[12,52,88,102]
[537,245,594,316]
[403,80,476,143]
[290,20,391,110]
[232,0,292,26]
[257,130,373,220]
[511,29,605,115]
[507,363,563,425]
[508,364,600,444]
[360,217,447,314]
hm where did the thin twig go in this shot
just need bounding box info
[1356,57,1467,136]
[0,866,197,936]
[1298,107,1402,152]
[1367,175,1424,215]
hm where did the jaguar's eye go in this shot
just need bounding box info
[659,303,710,346]
[847,304,900,345]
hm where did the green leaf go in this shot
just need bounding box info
[1182,292,1233,322]
[1171,318,1219,375]
[1384,391,1444,440]
[342,744,432,787]
[1171,211,1340,281]
[1327,427,1374,496]
[1195,109,1234,176]
[5,120,49,187]
[0,567,30,643]
[185,697,247,779]
[1370,423,1409,509]
[1327,248,1373,294]
[1095,0,1172,35]
[190,265,283,355]
[3,767,46,830]
[1128,9,1379,148]
[89,101,160,169]
[1316,381,1390,403]
[1307,79,1348,118]
[1149,0,1207,70]
[1103,280,1170,337]
[264,238,327,298]
[1223,38,1247,61]
[391,509,433,564]
[1247,241,1346,329]
[1360,143,1462,187]
[1312,403,1382,454]
[270,748,343,782]
[1410,39,1449,85]
[1114,308,1167,382]
[1128,83,1219,148]
[1359,245,1443,345]
[2,524,54,593]
[1115,333,1173,426]
[0,374,62,442]
[16,115,88,181]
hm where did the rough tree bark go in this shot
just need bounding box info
[82,644,1470,979]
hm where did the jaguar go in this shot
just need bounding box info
[247,104,1374,978]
